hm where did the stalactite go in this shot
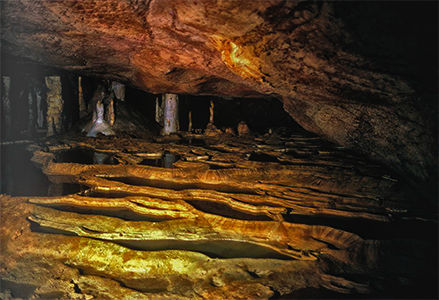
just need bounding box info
[162,93,179,135]
[111,81,125,101]
[45,76,63,136]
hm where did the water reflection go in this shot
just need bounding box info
[163,152,176,168]
[178,138,206,146]
[56,148,117,165]
[248,152,280,162]
[1,144,50,196]
[1,144,92,196]
[140,151,179,168]
[47,183,84,196]
[93,151,112,164]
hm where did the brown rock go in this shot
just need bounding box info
[237,121,250,136]
[204,122,222,137]
[224,127,235,135]
[1,0,436,189]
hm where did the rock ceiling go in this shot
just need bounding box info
[1,0,437,189]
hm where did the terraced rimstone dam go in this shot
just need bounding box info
[0,1,437,299]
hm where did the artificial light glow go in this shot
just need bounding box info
[212,36,263,82]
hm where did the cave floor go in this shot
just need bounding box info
[1,131,437,299]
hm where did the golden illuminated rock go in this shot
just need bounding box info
[1,132,436,298]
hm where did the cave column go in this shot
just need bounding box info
[45,76,63,136]
[188,111,193,132]
[162,93,179,135]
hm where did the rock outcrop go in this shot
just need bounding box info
[1,0,437,189]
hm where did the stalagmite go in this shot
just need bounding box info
[205,99,222,136]
[237,121,250,136]
[188,111,192,132]
[162,93,179,135]
[86,101,115,137]
[83,82,116,136]
[45,76,63,136]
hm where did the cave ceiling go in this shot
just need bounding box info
[1,0,437,186]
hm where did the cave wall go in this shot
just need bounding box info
[1,0,437,187]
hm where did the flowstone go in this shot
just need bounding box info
[1,131,437,299]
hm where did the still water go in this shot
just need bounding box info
[1,144,51,196]
[1,144,90,196]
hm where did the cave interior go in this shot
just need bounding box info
[0,1,438,299]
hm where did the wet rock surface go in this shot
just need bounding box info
[1,131,437,299]
[1,1,437,187]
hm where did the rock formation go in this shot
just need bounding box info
[45,76,63,136]
[1,132,436,298]
[0,1,437,298]
[162,93,179,135]
[1,0,437,189]
[86,101,115,137]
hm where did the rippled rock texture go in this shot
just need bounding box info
[1,1,437,188]
[1,133,437,298]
